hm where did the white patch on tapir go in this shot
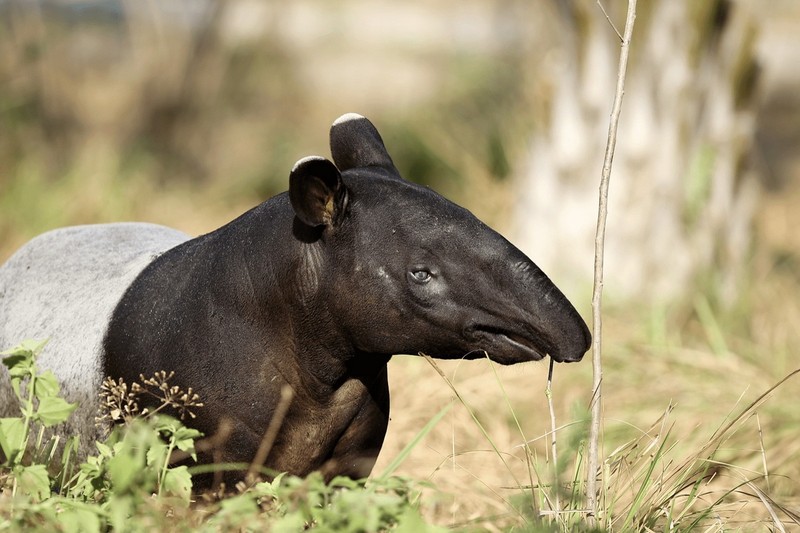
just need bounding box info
[331,112,366,127]
[0,223,189,455]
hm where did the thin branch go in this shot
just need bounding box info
[596,0,624,42]
[586,0,638,527]
[246,384,294,484]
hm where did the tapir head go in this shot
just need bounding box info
[288,113,591,364]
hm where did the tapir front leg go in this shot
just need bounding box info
[320,365,391,481]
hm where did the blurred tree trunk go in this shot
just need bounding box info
[513,0,761,305]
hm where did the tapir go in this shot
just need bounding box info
[0,113,590,482]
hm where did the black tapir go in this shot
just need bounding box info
[0,113,590,482]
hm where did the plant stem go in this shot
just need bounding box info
[546,359,561,524]
[159,438,177,497]
[17,370,36,464]
[586,0,638,525]
[756,413,770,492]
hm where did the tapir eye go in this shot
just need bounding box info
[409,269,432,284]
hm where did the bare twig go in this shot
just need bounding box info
[586,0,638,526]
[596,0,623,41]
[246,384,294,484]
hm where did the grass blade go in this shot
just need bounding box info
[421,354,521,487]
[378,401,453,480]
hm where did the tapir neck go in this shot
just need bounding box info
[232,196,372,396]
[100,195,391,481]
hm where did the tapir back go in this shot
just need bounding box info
[0,223,189,455]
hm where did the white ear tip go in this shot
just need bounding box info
[332,113,366,127]
[291,155,327,173]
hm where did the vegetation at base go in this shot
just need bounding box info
[0,341,441,532]
[3,321,799,531]
[414,351,799,531]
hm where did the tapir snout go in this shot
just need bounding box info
[457,248,591,365]
[511,259,592,363]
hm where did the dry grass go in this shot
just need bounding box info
[375,315,799,529]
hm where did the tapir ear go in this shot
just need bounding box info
[329,113,399,174]
[289,156,346,227]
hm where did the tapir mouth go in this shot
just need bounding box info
[465,324,552,364]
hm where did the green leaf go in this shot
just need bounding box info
[107,448,143,493]
[33,370,60,399]
[70,457,107,500]
[145,440,168,469]
[394,506,447,533]
[15,463,51,501]
[1,339,47,378]
[161,466,193,505]
[172,426,202,453]
[2,353,31,375]
[0,338,49,356]
[95,441,114,458]
[59,435,81,495]
[329,475,362,490]
[55,506,102,533]
[253,472,287,499]
[150,414,180,433]
[35,396,77,426]
[272,513,307,533]
[108,494,133,532]
[215,493,259,522]
[0,417,27,460]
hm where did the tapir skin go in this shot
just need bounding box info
[0,113,590,482]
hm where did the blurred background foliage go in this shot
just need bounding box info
[0,0,541,249]
[1,0,799,527]
[1,0,798,306]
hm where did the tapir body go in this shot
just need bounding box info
[0,114,590,481]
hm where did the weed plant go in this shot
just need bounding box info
[0,340,439,532]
